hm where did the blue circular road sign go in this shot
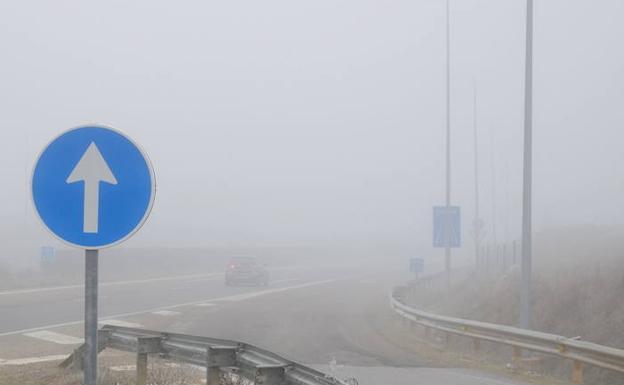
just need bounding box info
[32,125,156,249]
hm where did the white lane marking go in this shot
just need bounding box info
[101,320,143,328]
[0,355,68,366]
[23,330,83,345]
[270,278,300,285]
[151,310,181,316]
[0,278,338,337]
[193,303,215,307]
[216,280,334,302]
[0,273,223,297]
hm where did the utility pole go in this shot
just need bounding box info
[520,0,534,330]
[444,0,452,289]
[489,126,498,249]
[472,83,483,271]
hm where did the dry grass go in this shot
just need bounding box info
[406,225,624,385]
[0,358,252,385]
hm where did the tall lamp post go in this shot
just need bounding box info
[444,0,452,289]
[520,0,534,330]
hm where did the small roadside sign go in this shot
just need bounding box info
[433,206,461,248]
[40,246,56,264]
[410,258,424,274]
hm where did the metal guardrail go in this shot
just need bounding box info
[390,286,624,384]
[61,325,351,385]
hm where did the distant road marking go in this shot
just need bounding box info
[0,273,223,297]
[101,320,143,328]
[0,266,312,297]
[0,278,339,337]
[216,279,335,302]
[193,303,216,307]
[0,355,67,366]
[151,310,181,317]
[23,330,83,345]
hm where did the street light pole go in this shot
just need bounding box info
[473,83,482,270]
[444,0,452,289]
[520,0,533,330]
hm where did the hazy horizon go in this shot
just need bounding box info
[1,0,623,267]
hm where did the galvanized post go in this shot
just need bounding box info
[572,360,583,384]
[136,353,148,385]
[206,367,220,385]
[472,338,480,355]
[513,346,522,364]
[520,0,534,331]
[444,0,452,290]
[84,249,98,385]
[502,244,508,272]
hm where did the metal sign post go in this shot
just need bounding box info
[85,249,98,385]
[520,0,534,331]
[31,125,155,385]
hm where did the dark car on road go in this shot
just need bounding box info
[225,257,269,286]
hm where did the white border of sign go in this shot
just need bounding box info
[30,124,157,250]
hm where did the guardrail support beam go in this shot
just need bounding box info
[206,367,220,385]
[572,360,583,384]
[136,353,148,385]
[472,338,480,355]
[512,346,522,364]
[135,336,161,385]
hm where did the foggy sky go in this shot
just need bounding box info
[1,0,623,264]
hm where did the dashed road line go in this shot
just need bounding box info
[23,330,83,345]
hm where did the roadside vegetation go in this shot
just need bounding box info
[406,225,624,385]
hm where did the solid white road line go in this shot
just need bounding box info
[0,278,339,337]
[270,278,300,285]
[23,330,83,345]
[151,310,181,316]
[193,303,216,307]
[0,355,68,366]
[0,273,223,297]
[216,279,335,302]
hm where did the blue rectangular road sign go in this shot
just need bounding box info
[40,246,56,264]
[433,206,461,248]
[410,258,424,273]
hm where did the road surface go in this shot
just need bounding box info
[0,265,527,385]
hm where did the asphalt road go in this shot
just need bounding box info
[0,265,527,385]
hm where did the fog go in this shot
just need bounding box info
[1,0,623,270]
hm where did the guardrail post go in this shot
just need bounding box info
[472,338,480,355]
[512,346,522,364]
[206,367,220,385]
[136,352,148,385]
[135,336,161,385]
[572,360,583,384]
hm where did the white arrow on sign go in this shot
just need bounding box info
[66,142,118,233]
